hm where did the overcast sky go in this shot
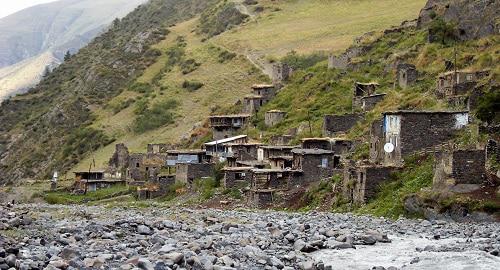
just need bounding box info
[0,0,58,19]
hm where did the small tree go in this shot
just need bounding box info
[476,91,500,125]
[428,17,457,45]
[64,51,71,61]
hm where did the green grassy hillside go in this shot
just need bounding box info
[71,0,429,172]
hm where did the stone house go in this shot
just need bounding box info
[243,84,276,114]
[343,165,399,204]
[209,114,251,140]
[291,148,339,185]
[127,153,166,182]
[370,111,470,166]
[137,175,176,200]
[353,82,378,109]
[360,93,386,111]
[395,63,417,89]
[436,70,489,99]
[265,110,287,127]
[223,166,253,189]
[175,163,215,185]
[204,135,248,162]
[257,145,299,162]
[272,63,293,84]
[433,149,486,193]
[323,113,364,136]
[300,137,354,156]
[74,170,125,192]
[248,190,274,208]
[224,142,262,166]
[269,156,293,170]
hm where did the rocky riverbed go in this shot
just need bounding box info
[1,203,499,270]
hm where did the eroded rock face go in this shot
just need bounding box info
[0,203,499,269]
[417,0,500,40]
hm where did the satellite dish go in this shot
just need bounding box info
[384,143,395,153]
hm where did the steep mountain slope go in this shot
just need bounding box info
[71,0,428,173]
[0,0,428,183]
[0,0,218,184]
[0,0,146,100]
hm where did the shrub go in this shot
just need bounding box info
[180,59,201,74]
[428,17,457,45]
[182,80,204,91]
[218,50,237,63]
[133,99,178,133]
[129,82,153,94]
[281,50,328,70]
[194,177,218,200]
[475,90,500,125]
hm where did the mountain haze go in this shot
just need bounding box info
[0,0,147,100]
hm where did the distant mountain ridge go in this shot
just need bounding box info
[0,0,147,100]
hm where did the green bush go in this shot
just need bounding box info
[133,99,178,133]
[182,80,204,91]
[180,59,201,74]
[281,50,328,70]
[198,2,249,37]
[476,90,500,125]
[218,50,237,63]
[129,82,153,94]
[194,177,218,200]
[428,17,457,44]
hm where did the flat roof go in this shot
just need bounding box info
[205,135,248,146]
[252,84,274,89]
[222,166,255,171]
[268,156,293,160]
[244,94,263,99]
[301,137,332,142]
[439,69,489,76]
[225,142,263,146]
[292,148,334,155]
[209,114,251,119]
[251,168,302,173]
[259,145,300,150]
[167,149,206,154]
[237,160,267,166]
[266,109,286,113]
[361,93,387,99]
[74,170,106,174]
[383,110,469,115]
[355,82,379,86]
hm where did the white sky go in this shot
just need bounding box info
[0,0,58,19]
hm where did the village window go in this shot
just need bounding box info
[146,167,149,171]
[466,74,473,81]
[136,163,140,168]
[321,158,328,168]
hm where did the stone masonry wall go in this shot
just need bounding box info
[452,150,486,184]
[323,113,364,136]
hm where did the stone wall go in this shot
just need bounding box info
[272,63,292,84]
[292,154,335,185]
[323,113,364,136]
[223,170,252,189]
[265,111,287,127]
[348,166,398,204]
[398,113,468,157]
[361,94,386,111]
[452,150,486,185]
[249,191,273,208]
[108,144,129,178]
[175,163,214,185]
[396,63,417,89]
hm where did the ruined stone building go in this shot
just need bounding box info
[370,111,470,166]
[147,143,170,154]
[269,156,293,170]
[343,165,400,204]
[395,63,418,89]
[209,114,251,140]
[243,84,276,114]
[108,143,130,180]
[272,62,293,84]
[175,163,214,185]
[248,169,302,207]
[328,46,369,70]
[204,135,248,161]
[269,135,293,145]
[73,170,125,192]
[435,70,489,108]
[433,149,487,193]
[223,166,253,189]
[360,94,386,112]
[323,113,364,136]
[353,82,378,109]
[265,110,287,126]
[127,153,166,182]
